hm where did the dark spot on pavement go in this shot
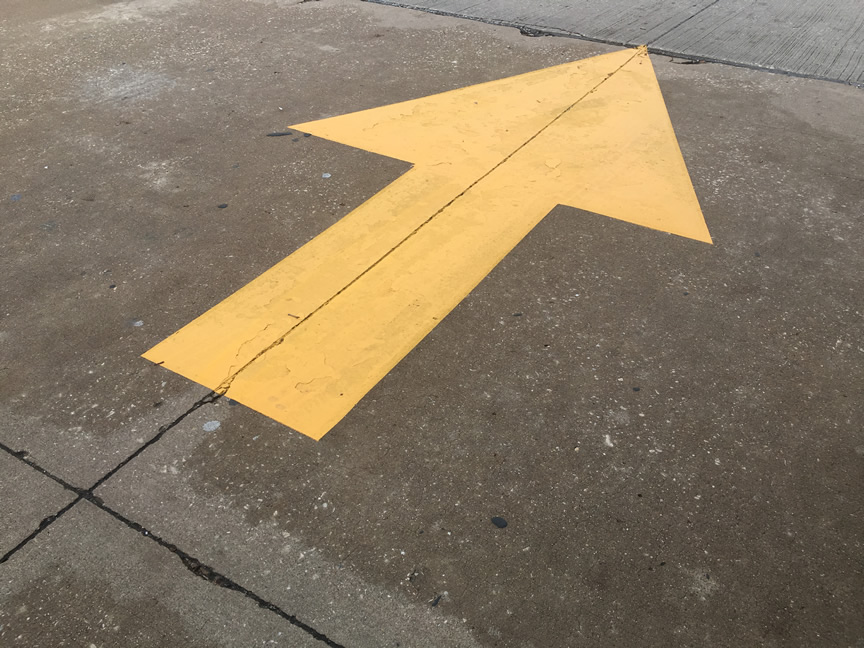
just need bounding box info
[491,516,508,528]
[431,595,442,607]
[218,203,228,209]
[519,27,545,37]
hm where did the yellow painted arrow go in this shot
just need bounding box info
[144,47,711,440]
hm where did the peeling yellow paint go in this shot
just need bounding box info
[144,47,710,440]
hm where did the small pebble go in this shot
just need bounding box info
[491,516,508,529]
[202,420,221,432]
[10,194,22,202]
[217,203,228,209]
[132,320,144,327]
[322,173,331,179]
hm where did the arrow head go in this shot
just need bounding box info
[293,48,711,243]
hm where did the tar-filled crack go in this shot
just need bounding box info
[0,497,82,564]
[0,432,346,647]
[87,390,221,492]
[92,500,346,648]
[212,48,641,399]
[0,439,86,496]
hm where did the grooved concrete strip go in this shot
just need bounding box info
[654,0,864,85]
[371,0,718,42]
[366,0,864,84]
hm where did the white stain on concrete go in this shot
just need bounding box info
[82,66,175,105]
[688,568,719,600]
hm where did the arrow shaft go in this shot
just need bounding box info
[224,168,557,438]
[143,167,466,391]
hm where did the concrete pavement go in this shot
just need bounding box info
[1,0,863,646]
[367,0,864,85]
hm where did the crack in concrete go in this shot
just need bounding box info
[89,499,347,648]
[212,48,641,399]
[0,439,346,647]
[0,496,82,565]
[87,390,222,492]
[221,320,284,387]
[0,389,220,562]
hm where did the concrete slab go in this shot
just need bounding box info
[2,0,863,646]
[95,12,864,644]
[0,502,323,647]
[367,0,864,84]
[367,0,718,43]
[0,451,75,558]
[653,0,864,86]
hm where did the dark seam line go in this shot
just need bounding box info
[0,497,82,564]
[360,0,864,88]
[0,440,86,495]
[81,498,347,648]
[86,390,221,492]
[0,448,345,647]
[213,48,641,395]
[646,0,725,45]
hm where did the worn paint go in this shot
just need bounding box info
[144,47,711,439]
